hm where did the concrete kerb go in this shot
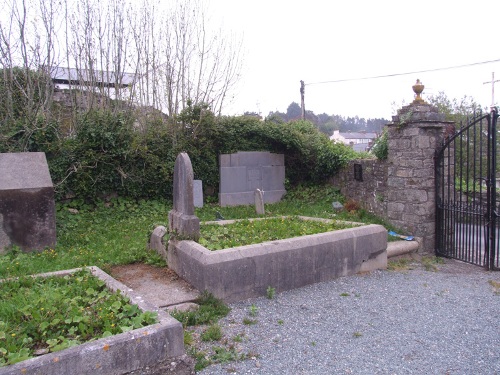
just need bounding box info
[0,266,184,375]
[167,220,389,302]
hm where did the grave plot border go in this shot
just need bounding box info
[0,267,184,375]
[167,220,388,302]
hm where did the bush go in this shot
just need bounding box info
[370,128,388,160]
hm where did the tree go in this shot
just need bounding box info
[286,102,302,121]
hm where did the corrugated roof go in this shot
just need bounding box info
[49,66,135,88]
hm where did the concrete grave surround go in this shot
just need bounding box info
[167,219,387,302]
[168,153,200,240]
[0,266,184,375]
[0,152,56,253]
[219,151,286,206]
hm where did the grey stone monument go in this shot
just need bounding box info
[168,153,200,240]
[193,180,203,208]
[219,151,286,206]
[0,152,56,253]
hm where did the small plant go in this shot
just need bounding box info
[421,256,445,272]
[266,286,276,299]
[201,324,223,342]
[242,318,258,326]
[277,319,284,325]
[232,334,244,343]
[340,292,350,297]
[343,199,360,213]
[353,332,363,338]
[170,291,230,327]
[488,280,500,295]
[248,304,259,317]
[387,257,414,271]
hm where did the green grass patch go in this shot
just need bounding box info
[198,216,356,251]
[170,291,230,327]
[0,269,157,367]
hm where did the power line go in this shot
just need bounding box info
[306,58,500,86]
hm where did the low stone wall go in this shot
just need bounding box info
[331,159,387,218]
[167,223,387,302]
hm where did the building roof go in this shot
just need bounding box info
[338,132,378,139]
[49,66,136,88]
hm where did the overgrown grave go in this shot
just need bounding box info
[165,152,388,302]
[0,267,184,374]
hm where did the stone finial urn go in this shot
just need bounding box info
[412,79,425,104]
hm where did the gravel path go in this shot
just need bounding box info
[196,259,500,374]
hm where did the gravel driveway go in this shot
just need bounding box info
[196,258,500,374]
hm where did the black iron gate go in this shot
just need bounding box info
[435,108,499,270]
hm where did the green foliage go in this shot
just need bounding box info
[0,269,157,367]
[170,291,230,327]
[198,217,356,251]
[266,286,276,299]
[370,127,388,160]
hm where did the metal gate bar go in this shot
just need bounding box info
[435,108,499,270]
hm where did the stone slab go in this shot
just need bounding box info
[193,180,203,208]
[0,152,56,253]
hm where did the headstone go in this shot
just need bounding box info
[255,188,265,215]
[0,152,56,253]
[193,180,203,208]
[219,151,286,206]
[168,153,200,240]
[332,201,344,211]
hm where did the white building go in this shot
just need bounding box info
[329,130,378,152]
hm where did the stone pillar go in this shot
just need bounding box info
[386,80,454,252]
[168,153,200,241]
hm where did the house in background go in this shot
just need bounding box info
[329,130,378,152]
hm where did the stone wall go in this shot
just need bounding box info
[332,97,455,252]
[330,159,387,218]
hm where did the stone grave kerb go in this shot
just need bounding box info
[168,153,200,241]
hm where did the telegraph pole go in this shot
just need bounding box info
[300,80,305,120]
[483,72,499,108]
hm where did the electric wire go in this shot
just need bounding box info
[306,58,500,86]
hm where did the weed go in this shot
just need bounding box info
[353,332,363,338]
[311,341,316,346]
[242,318,258,325]
[387,258,414,271]
[232,333,244,342]
[340,292,350,297]
[183,330,195,346]
[421,256,445,272]
[277,319,284,325]
[488,280,500,295]
[170,291,230,327]
[211,346,242,364]
[266,286,276,299]
[201,324,223,342]
[248,304,259,317]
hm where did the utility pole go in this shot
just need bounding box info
[483,72,500,108]
[300,80,305,120]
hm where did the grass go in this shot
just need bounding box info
[0,183,399,280]
[0,183,402,370]
[0,269,157,367]
[199,216,356,250]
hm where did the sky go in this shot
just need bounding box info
[209,0,500,120]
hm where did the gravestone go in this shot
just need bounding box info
[193,180,203,208]
[168,153,200,240]
[0,152,56,253]
[219,151,286,206]
[255,188,265,215]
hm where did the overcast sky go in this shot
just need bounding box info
[209,0,500,120]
